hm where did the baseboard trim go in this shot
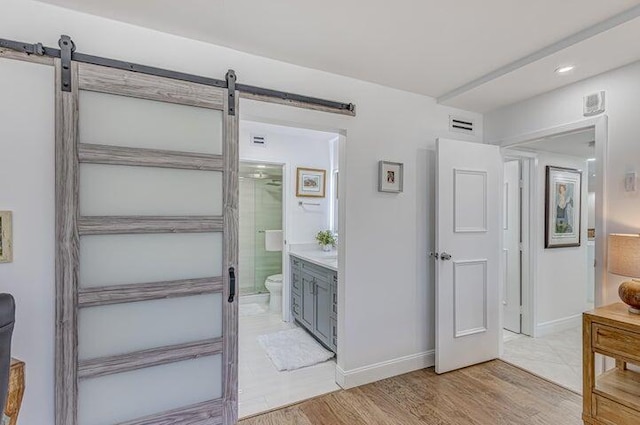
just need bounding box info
[536,313,582,337]
[335,350,435,389]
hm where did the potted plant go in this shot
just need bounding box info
[315,230,336,252]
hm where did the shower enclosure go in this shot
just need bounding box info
[239,162,283,295]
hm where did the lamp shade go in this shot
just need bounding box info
[608,234,640,278]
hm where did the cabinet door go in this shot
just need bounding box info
[300,272,315,330]
[314,277,332,346]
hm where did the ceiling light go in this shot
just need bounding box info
[555,65,575,74]
[587,158,596,162]
[256,165,266,168]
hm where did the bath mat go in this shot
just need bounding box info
[257,328,334,371]
[240,303,267,317]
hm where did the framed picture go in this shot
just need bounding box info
[296,167,326,198]
[378,161,404,193]
[545,166,582,248]
[0,211,13,263]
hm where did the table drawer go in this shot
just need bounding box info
[593,324,640,363]
[592,393,640,425]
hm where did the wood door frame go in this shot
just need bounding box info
[495,116,608,339]
[55,59,239,425]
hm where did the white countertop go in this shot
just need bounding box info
[289,244,338,271]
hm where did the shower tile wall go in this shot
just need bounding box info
[239,175,283,295]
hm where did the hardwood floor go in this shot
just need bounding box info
[239,360,582,425]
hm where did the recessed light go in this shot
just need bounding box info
[555,65,575,74]
[587,158,596,162]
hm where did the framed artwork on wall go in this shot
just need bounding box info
[545,166,582,248]
[296,167,326,198]
[378,161,404,193]
[0,211,13,263]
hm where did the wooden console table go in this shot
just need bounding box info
[583,303,640,424]
[3,358,25,425]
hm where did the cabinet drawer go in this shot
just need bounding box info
[301,262,332,280]
[292,293,302,319]
[292,292,301,309]
[292,270,302,294]
[592,393,640,425]
[292,302,301,319]
[593,324,640,363]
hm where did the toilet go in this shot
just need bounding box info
[265,274,283,313]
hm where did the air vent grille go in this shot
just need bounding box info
[584,91,605,116]
[449,116,475,134]
[251,134,267,147]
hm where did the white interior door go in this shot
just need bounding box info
[503,160,521,333]
[435,138,501,374]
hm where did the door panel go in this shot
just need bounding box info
[454,170,487,232]
[78,355,222,425]
[314,278,331,344]
[436,138,501,374]
[78,294,222,359]
[453,260,488,337]
[301,273,315,329]
[503,160,522,333]
[79,81,224,155]
[79,164,223,216]
[56,60,238,425]
[79,233,222,287]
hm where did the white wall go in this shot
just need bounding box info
[0,1,483,424]
[0,59,55,425]
[240,121,333,245]
[534,153,589,330]
[485,59,640,306]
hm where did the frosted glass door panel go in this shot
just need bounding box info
[80,233,222,287]
[80,164,222,216]
[78,355,222,425]
[79,90,223,154]
[79,294,222,359]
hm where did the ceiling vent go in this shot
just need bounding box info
[584,91,605,116]
[449,116,475,135]
[250,134,267,147]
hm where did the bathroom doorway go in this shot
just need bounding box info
[237,121,341,418]
[239,161,285,307]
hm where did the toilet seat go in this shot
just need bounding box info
[266,274,283,284]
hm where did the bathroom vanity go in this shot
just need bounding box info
[289,250,337,354]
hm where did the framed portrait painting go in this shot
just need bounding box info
[545,166,582,248]
[296,167,326,198]
[0,211,13,263]
[378,161,404,193]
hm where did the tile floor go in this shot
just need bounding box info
[501,326,582,393]
[238,303,341,418]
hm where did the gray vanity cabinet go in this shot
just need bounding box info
[290,255,337,353]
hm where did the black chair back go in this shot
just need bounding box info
[0,294,15,414]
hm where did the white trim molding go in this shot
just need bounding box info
[335,350,435,389]
[535,314,582,338]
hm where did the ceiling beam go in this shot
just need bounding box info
[437,4,640,104]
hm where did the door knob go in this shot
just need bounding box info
[440,252,452,261]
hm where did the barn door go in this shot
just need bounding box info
[55,58,239,425]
